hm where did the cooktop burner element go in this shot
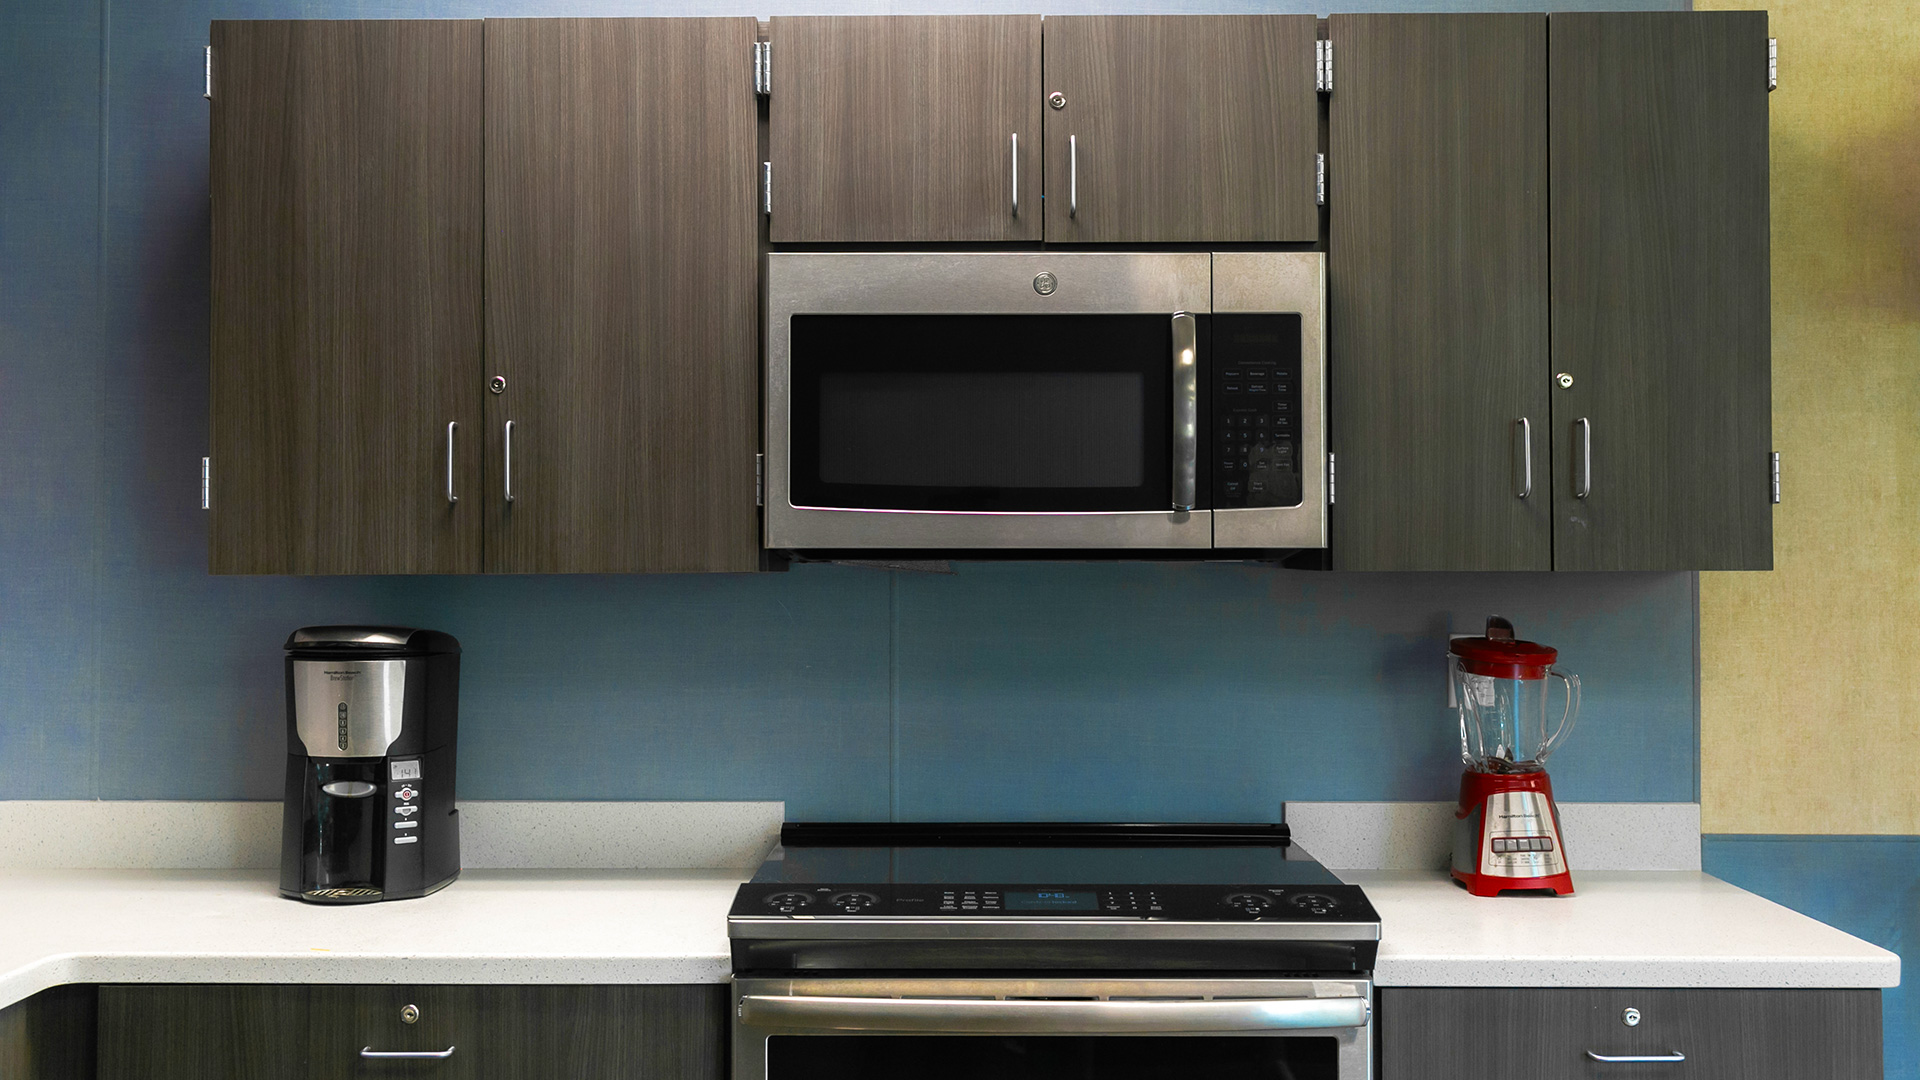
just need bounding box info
[728,823,1380,975]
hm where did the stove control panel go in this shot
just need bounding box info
[731,883,1377,923]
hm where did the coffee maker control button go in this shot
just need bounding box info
[396,786,416,801]
[394,820,418,830]
[395,805,419,817]
[393,835,418,845]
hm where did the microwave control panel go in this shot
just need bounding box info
[1212,314,1304,510]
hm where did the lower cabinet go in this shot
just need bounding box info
[0,985,96,1080]
[1378,987,1882,1080]
[98,984,727,1080]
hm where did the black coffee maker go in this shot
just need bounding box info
[280,627,461,904]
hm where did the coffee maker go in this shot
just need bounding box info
[280,627,461,904]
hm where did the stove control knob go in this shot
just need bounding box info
[765,891,814,913]
[828,891,880,913]
[1224,892,1275,914]
[1288,893,1339,915]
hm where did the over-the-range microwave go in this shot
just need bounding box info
[765,252,1326,552]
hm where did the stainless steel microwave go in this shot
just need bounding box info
[765,252,1326,551]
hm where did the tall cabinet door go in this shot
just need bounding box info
[209,20,484,574]
[1549,12,1773,571]
[768,16,1042,243]
[1042,16,1319,243]
[485,18,762,573]
[1327,15,1551,570]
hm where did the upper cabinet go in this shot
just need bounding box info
[208,20,484,575]
[1548,13,1773,571]
[485,18,762,573]
[766,14,1320,245]
[768,16,1043,244]
[1328,11,1772,571]
[1041,15,1320,244]
[209,18,761,575]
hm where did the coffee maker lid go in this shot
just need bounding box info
[285,626,460,655]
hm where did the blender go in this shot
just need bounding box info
[1448,616,1580,896]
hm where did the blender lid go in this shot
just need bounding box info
[1450,634,1557,678]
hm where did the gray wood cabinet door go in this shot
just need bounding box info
[99,985,309,1080]
[768,16,1042,243]
[0,986,94,1080]
[1378,987,1881,1080]
[208,20,485,575]
[484,18,762,573]
[1549,12,1773,571]
[1042,15,1319,243]
[1327,14,1552,571]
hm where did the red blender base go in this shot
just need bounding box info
[1450,769,1575,897]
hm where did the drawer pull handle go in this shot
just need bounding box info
[362,1046,456,1059]
[1586,1050,1685,1063]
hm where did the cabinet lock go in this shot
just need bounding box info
[401,1004,420,1024]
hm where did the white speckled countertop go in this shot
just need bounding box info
[0,868,744,1012]
[0,868,1895,1013]
[1347,870,1900,988]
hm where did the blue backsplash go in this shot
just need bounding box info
[2,0,1686,812]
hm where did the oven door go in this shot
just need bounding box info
[766,253,1213,550]
[733,976,1372,1080]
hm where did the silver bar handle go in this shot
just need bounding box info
[1587,1050,1686,1063]
[445,422,458,505]
[1068,135,1078,219]
[1574,417,1592,499]
[1010,133,1019,217]
[362,1046,456,1060]
[504,420,516,503]
[1513,418,1533,499]
[738,995,1370,1034]
[1170,312,1198,512]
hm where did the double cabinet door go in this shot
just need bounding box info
[767,15,1320,243]
[1328,12,1772,571]
[208,19,760,574]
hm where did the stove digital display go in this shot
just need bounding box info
[1003,890,1099,911]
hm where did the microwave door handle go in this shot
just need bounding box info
[737,995,1370,1034]
[1170,311,1198,512]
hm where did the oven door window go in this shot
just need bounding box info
[769,1034,1340,1080]
[789,314,1200,513]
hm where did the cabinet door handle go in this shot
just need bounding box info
[362,1046,456,1059]
[1068,135,1078,219]
[1513,418,1533,499]
[1574,417,1592,499]
[1586,1050,1685,1063]
[1010,133,1019,218]
[445,422,458,505]
[504,420,516,504]
[1170,312,1198,512]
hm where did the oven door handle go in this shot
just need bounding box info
[737,995,1370,1033]
[1170,311,1199,512]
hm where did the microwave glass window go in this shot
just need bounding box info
[789,314,1198,513]
[817,372,1145,489]
[768,1035,1341,1080]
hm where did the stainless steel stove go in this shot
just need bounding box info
[729,823,1380,1080]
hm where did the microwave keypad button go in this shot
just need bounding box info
[1247,383,1268,393]
[1222,384,1242,394]
[1224,481,1244,497]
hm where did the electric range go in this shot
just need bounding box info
[728,823,1380,1080]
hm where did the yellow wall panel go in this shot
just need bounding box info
[1697,0,1920,833]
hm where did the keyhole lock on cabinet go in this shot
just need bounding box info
[489,375,507,394]
[1622,1008,1641,1027]
[401,1004,420,1025]
[1556,373,1574,389]
[1048,91,1066,110]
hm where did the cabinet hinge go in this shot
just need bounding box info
[1316,40,1333,93]
[201,457,210,510]
[762,162,771,216]
[1316,153,1326,205]
[1327,452,1336,506]
[204,45,212,100]
[756,453,765,507]
[753,41,770,96]
[1770,451,1781,503]
[1767,38,1777,92]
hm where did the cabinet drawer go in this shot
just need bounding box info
[1378,988,1880,1080]
[99,985,309,1080]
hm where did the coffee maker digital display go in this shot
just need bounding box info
[281,627,461,904]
